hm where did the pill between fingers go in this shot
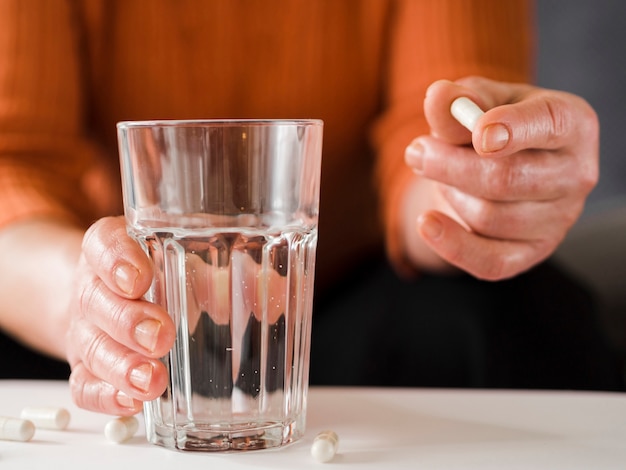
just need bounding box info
[450,96,485,132]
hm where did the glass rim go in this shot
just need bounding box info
[116,118,323,130]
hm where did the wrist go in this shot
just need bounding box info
[0,218,83,360]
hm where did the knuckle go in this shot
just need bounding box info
[440,236,466,268]
[476,257,507,281]
[112,349,136,375]
[69,366,98,410]
[541,96,571,146]
[82,216,126,269]
[108,298,135,333]
[476,251,521,281]
[78,278,103,320]
[578,163,599,194]
[539,92,599,149]
[68,369,87,404]
[81,217,110,256]
[468,201,498,235]
[481,160,513,199]
[455,75,484,89]
[559,204,582,231]
[477,242,549,282]
[79,329,137,394]
[446,246,463,267]
[576,95,600,137]
[69,368,117,413]
[82,329,109,372]
[81,221,99,252]
[65,337,78,367]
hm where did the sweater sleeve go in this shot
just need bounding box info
[0,0,114,230]
[371,0,535,276]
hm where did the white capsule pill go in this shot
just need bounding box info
[104,416,139,443]
[0,416,35,442]
[311,430,339,463]
[450,96,485,132]
[20,407,70,430]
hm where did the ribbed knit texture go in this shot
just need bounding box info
[0,0,533,285]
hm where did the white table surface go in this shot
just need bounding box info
[0,380,625,469]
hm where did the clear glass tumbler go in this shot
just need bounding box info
[117,119,323,451]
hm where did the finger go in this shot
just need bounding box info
[438,185,581,241]
[433,77,599,159]
[406,136,570,201]
[426,77,600,159]
[68,316,169,402]
[69,363,143,416]
[473,89,600,157]
[423,77,528,141]
[416,211,549,281]
[78,274,175,357]
[454,76,527,108]
[82,216,153,299]
[424,79,488,145]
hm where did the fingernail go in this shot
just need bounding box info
[481,123,510,153]
[114,264,139,295]
[134,319,161,353]
[405,139,424,174]
[129,363,153,392]
[418,214,443,240]
[115,390,136,409]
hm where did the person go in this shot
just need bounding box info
[0,0,620,416]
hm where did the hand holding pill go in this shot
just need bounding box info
[403,76,599,280]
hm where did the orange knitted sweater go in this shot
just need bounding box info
[0,0,533,288]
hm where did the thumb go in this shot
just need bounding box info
[472,90,599,157]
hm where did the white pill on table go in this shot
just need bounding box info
[104,416,139,443]
[20,406,71,430]
[0,416,35,442]
[311,430,339,463]
[450,96,485,132]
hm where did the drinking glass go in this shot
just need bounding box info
[117,119,323,451]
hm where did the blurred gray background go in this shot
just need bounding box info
[536,0,626,354]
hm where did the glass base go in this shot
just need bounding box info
[147,420,303,452]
